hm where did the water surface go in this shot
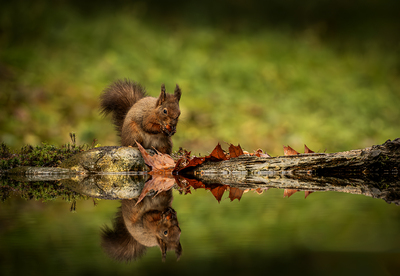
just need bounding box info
[1,185,399,276]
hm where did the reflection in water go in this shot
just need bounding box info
[1,171,400,275]
[101,189,182,262]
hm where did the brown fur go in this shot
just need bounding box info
[101,190,182,262]
[100,79,181,154]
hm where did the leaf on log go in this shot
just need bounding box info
[229,187,244,201]
[175,143,227,172]
[136,175,175,205]
[304,191,314,199]
[283,145,299,156]
[304,144,315,154]
[228,144,244,158]
[254,149,271,158]
[135,141,175,173]
[255,187,269,194]
[283,189,298,198]
[210,185,229,203]
[174,156,205,172]
[208,143,228,161]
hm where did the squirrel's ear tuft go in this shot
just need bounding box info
[156,84,167,106]
[174,84,181,101]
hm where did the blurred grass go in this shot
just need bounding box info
[0,0,399,156]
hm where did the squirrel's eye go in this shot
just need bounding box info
[163,109,168,114]
[163,230,168,236]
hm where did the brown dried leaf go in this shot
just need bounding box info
[229,187,244,201]
[228,144,244,158]
[254,149,271,158]
[283,145,299,156]
[175,156,205,172]
[254,187,269,194]
[136,141,175,173]
[305,191,314,199]
[283,189,298,198]
[210,185,228,203]
[136,175,175,205]
[208,143,228,161]
[175,143,227,173]
[304,144,315,154]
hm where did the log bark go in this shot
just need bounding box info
[4,139,399,204]
[184,138,400,177]
[180,138,400,205]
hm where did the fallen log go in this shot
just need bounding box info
[184,138,400,177]
[178,138,400,205]
[3,139,399,204]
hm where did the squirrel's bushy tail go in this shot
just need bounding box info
[100,79,147,135]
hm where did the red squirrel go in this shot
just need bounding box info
[101,190,182,262]
[100,79,181,154]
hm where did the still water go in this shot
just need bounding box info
[1,185,400,276]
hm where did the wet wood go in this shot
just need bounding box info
[179,138,400,205]
[185,138,400,177]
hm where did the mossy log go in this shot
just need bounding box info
[3,139,399,204]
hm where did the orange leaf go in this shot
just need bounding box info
[185,178,205,190]
[210,185,228,203]
[175,143,227,173]
[254,187,269,194]
[305,191,314,199]
[254,149,271,158]
[175,156,205,172]
[304,144,315,154]
[136,175,175,205]
[229,187,244,201]
[208,143,228,161]
[136,141,175,173]
[283,145,299,156]
[228,144,244,158]
[283,189,298,198]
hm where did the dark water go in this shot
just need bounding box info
[1,186,400,276]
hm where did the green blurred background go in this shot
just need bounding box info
[1,0,399,155]
[1,2,400,274]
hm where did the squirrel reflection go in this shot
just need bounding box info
[101,190,182,261]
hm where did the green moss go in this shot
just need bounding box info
[0,134,93,172]
[0,177,90,202]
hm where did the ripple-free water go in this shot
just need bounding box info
[1,188,399,276]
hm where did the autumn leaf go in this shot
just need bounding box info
[136,175,176,205]
[175,143,227,173]
[283,189,298,198]
[254,187,269,194]
[176,175,247,202]
[254,149,271,158]
[208,143,228,161]
[305,191,314,198]
[283,145,299,156]
[136,141,175,173]
[228,144,244,158]
[174,156,205,172]
[209,185,229,203]
[229,187,244,201]
[180,177,205,190]
[304,144,315,154]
